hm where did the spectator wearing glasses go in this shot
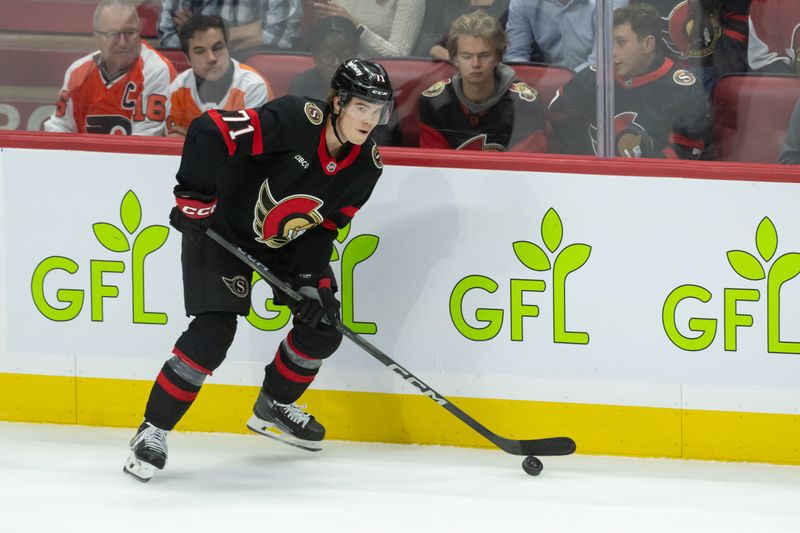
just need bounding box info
[159,0,303,58]
[289,16,403,145]
[165,15,272,137]
[45,0,176,135]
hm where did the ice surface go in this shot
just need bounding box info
[0,422,798,532]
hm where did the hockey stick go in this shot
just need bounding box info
[206,228,576,457]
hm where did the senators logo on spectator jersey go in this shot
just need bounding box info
[660,0,721,60]
[457,134,506,152]
[253,180,324,248]
[509,82,537,103]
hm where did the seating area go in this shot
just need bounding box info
[0,0,797,162]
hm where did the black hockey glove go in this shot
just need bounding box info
[292,277,341,329]
[172,190,218,230]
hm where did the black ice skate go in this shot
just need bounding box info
[246,391,325,452]
[123,421,168,482]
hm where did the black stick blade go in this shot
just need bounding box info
[495,436,576,456]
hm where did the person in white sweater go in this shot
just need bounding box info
[311,0,425,57]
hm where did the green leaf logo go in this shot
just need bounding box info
[93,222,130,252]
[513,241,551,271]
[755,217,777,262]
[541,208,563,253]
[727,250,765,281]
[120,190,142,234]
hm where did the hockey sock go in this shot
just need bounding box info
[262,333,323,404]
[144,351,211,430]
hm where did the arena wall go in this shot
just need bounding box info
[1,131,799,464]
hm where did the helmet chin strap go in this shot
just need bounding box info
[331,97,350,146]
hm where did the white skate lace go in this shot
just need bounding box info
[140,425,167,455]
[277,402,311,428]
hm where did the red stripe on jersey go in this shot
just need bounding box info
[274,349,315,383]
[616,58,674,89]
[316,126,362,175]
[321,218,337,230]
[207,109,236,156]
[723,28,747,43]
[156,371,198,402]
[662,146,679,159]
[172,346,213,375]
[669,133,705,150]
[340,206,359,218]
[245,108,263,155]
[287,331,315,360]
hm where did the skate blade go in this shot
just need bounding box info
[246,415,322,452]
[123,452,157,482]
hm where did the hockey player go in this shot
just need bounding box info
[418,10,548,152]
[123,58,394,482]
[165,14,271,137]
[548,3,710,159]
[44,0,176,135]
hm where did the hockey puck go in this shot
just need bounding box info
[521,455,543,476]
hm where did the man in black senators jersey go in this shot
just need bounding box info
[548,3,710,159]
[124,59,394,482]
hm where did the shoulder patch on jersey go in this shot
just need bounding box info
[304,102,323,125]
[371,142,383,169]
[422,79,450,98]
[672,69,697,86]
[509,82,538,103]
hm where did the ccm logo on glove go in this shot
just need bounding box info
[176,197,218,219]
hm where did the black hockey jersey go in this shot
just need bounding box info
[176,95,383,274]
[633,0,750,74]
[418,67,548,152]
[548,56,710,159]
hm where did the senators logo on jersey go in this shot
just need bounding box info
[253,181,324,248]
[661,0,721,60]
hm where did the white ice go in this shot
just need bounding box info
[0,421,798,532]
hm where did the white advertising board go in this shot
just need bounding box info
[2,147,799,414]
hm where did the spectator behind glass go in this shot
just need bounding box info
[159,0,302,58]
[418,10,548,152]
[165,15,271,136]
[413,0,509,61]
[631,0,750,93]
[310,0,425,57]
[45,0,176,135]
[778,98,800,164]
[548,3,710,158]
[504,0,628,71]
[748,0,800,73]
[289,16,403,145]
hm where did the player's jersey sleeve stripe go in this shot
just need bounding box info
[321,219,337,230]
[245,108,264,155]
[206,109,237,156]
[340,206,359,218]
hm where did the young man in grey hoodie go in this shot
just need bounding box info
[418,10,548,152]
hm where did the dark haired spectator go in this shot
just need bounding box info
[748,0,800,73]
[159,0,302,57]
[311,0,424,57]
[289,16,402,145]
[778,98,800,164]
[548,3,710,158]
[412,0,510,60]
[165,15,271,136]
[419,10,548,151]
[632,0,750,92]
[504,0,629,71]
[45,0,176,135]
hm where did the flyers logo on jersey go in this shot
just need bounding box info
[509,82,537,102]
[304,102,323,125]
[422,80,451,98]
[253,181,324,248]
